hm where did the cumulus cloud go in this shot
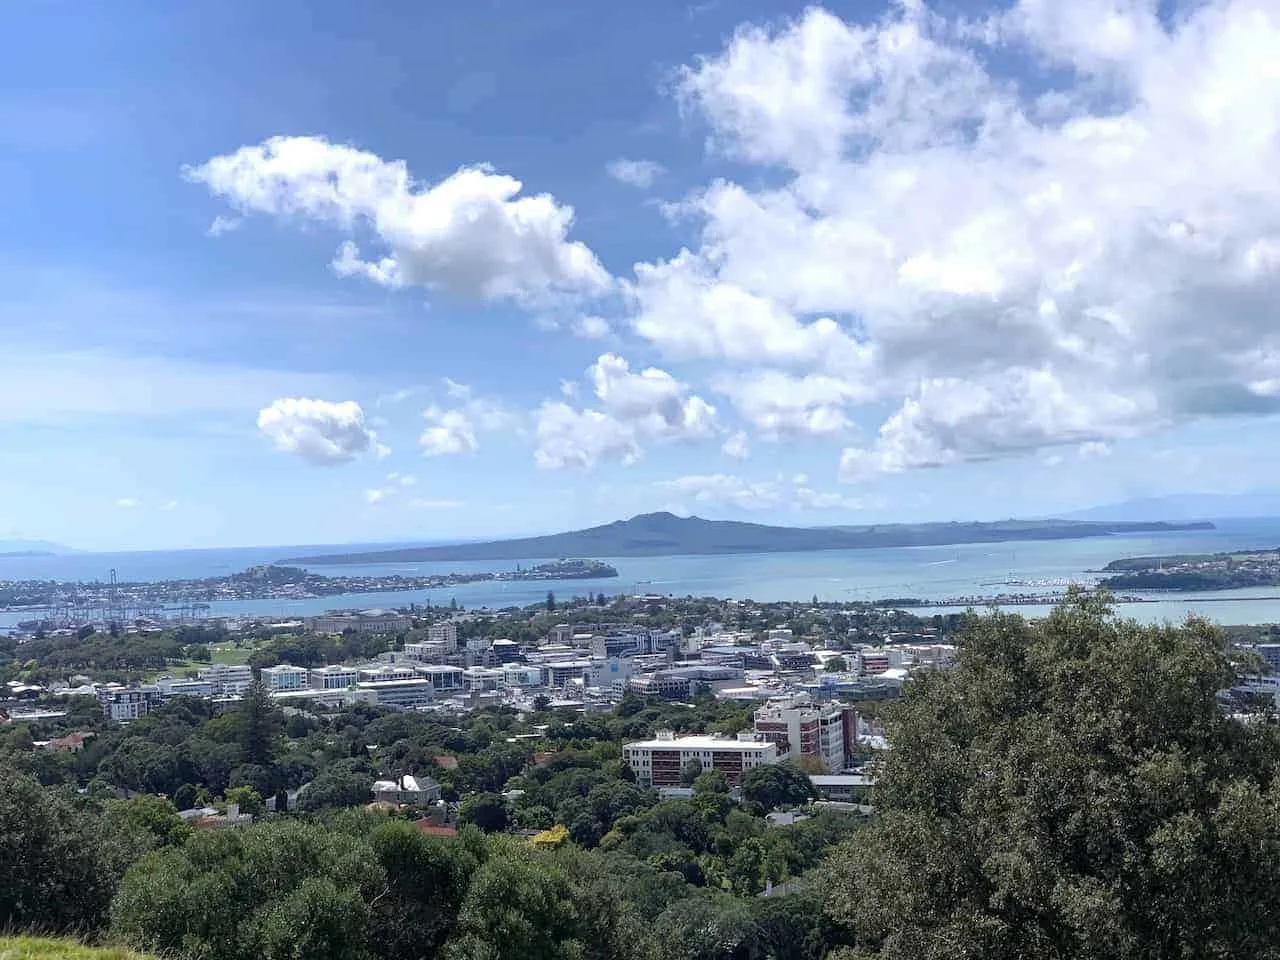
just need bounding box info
[722,431,750,459]
[657,473,872,511]
[714,370,865,437]
[419,381,513,456]
[420,408,479,456]
[186,135,610,305]
[607,158,666,188]
[628,0,1280,479]
[589,353,719,440]
[839,372,1149,480]
[115,498,140,509]
[574,315,612,339]
[534,402,641,470]
[534,354,721,469]
[257,397,380,465]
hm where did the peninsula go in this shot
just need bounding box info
[284,512,1215,565]
[1099,549,1280,591]
[0,559,617,611]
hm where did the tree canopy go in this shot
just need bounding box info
[825,591,1280,959]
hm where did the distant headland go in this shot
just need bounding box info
[283,513,1216,565]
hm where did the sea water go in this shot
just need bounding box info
[4,518,1280,627]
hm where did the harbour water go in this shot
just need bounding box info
[4,518,1280,627]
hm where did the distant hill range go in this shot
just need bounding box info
[283,513,1214,565]
[1061,491,1280,522]
[0,538,71,558]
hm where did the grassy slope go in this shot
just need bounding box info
[0,937,154,960]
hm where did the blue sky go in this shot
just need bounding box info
[4,0,1280,551]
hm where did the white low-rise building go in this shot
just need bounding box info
[197,663,254,696]
[623,730,778,787]
[260,664,309,692]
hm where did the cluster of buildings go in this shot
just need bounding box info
[32,614,956,724]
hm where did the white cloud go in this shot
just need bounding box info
[607,158,665,188]
[410,497,465,510]
[657,473,873,511]
[257,397,380,466]
[186,135,611,305]
[722,431,750,459]
[115,498,139,509]
[206,215,242,237]
[574,315,612,339]
[365,472,423,505]
[839,372,1148,480]
[714,370,865,437]
[658,473,783,510]
[631,0,1280,480]
[419,381,513,456]
[1078,440,1113,460]
[160,499,179,512]
[534,354,720,469]
[534,402,641,470]
[589,353,719,440]
[420,408,479,456]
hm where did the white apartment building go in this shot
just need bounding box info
[356,679,435,709]
[97,685,164,722]
[260,664,309,693]
[197,663,254,696]
[359,664,418,684]
[754,696,852,772]
[623,731,779,787]
[310,665,359,690]
[426,621,458,650]
[156,677,215,698]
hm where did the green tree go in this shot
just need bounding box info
[825,591,1280,959]
[681,758,704,787]
[458,792,509,833]
[236,679,283,765]
[0,770,119,933]
[225,785,267,819]
[693,769,730,795]
[446,848,580,960]
[298,766,374,812]
[103,794,191,848]
[740,764,813,811]
[825,655,848,672]
[111,819,383,960]
[546,591,557,613]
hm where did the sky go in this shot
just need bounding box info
[4,0,1280,551]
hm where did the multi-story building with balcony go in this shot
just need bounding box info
[754,695,855,772]
[623,731,778,787]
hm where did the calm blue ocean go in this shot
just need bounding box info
[4,519,1280,627]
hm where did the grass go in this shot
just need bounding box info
[145,639,265,681]
[0,937,155,960]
